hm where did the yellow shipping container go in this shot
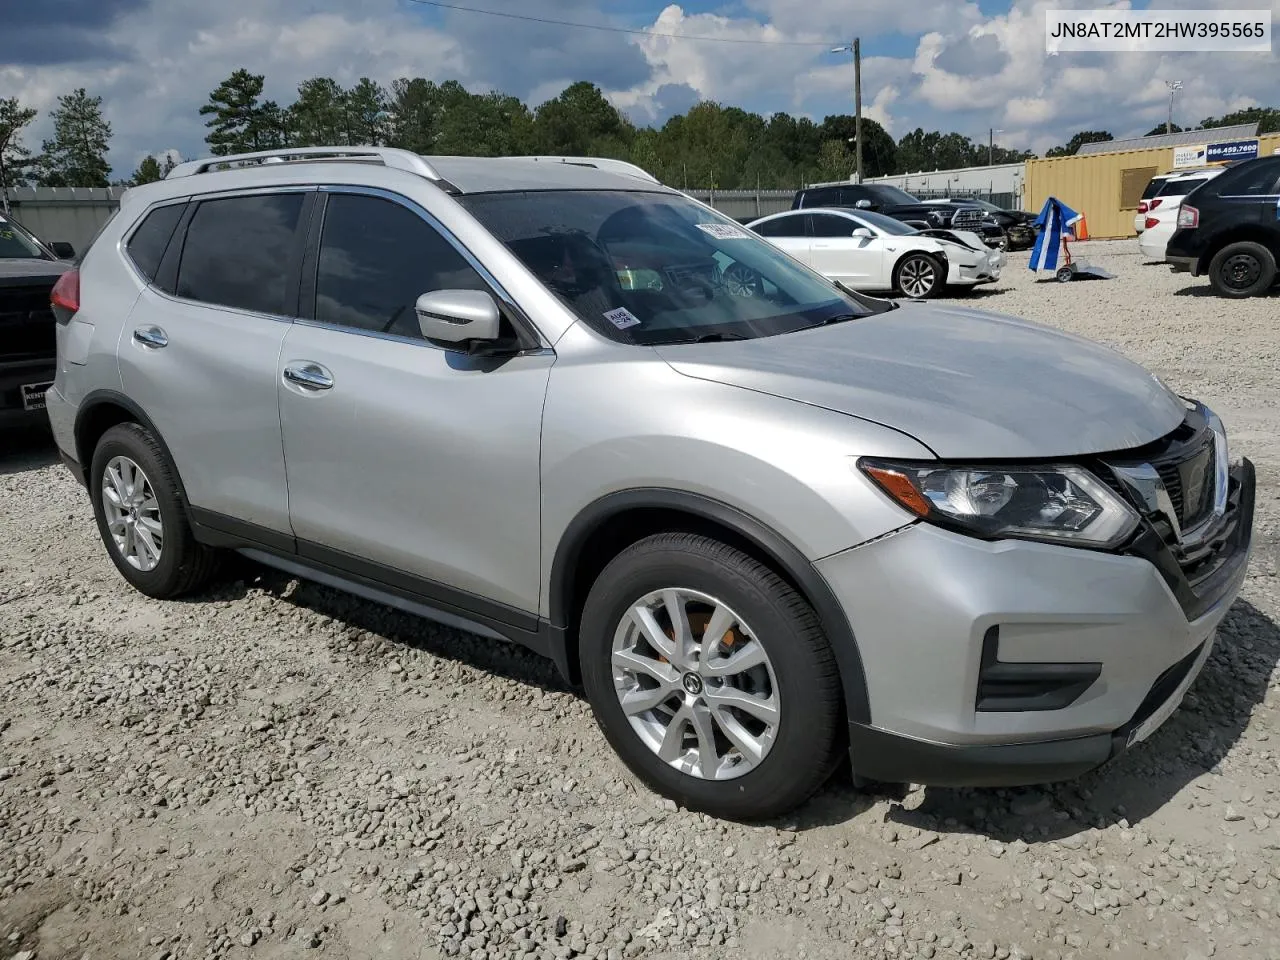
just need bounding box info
[1026,134,1280,239]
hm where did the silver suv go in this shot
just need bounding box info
[47,147,1255,820]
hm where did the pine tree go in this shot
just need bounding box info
[131,155,163,185]
[345,78,388,146]
[0,97,38,213]
[200,69,272,155]
[38,88,112,187]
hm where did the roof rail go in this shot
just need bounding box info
[500,155,661,183]
[165,146,443,180]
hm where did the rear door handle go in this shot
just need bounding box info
[283,362,334,391]
[133,326,168,348]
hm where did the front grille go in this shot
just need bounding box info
[0,283,57,359]
[1154,441,1214,530]
[950,208,984,228]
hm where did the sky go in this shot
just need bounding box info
[2,0,1277,178]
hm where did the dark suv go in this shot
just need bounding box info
[1165,155,1280,298]
[1,210,76,429]
[791,183,1002,245]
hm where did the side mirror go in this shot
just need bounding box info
[416,289,501,351]
[50,241,76,260]
[851,227,874,240]
[855,199,873,209]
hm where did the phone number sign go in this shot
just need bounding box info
[1206,139,1260,163]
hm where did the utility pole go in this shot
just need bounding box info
[831,40,863,183]
[1165,80,1182,134]
[989,128,994,167]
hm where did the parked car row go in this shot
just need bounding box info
[5,147,1257,823]
[1144,155,1280,298]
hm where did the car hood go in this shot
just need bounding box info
[0,258,68,285]
[654,304,1187,459]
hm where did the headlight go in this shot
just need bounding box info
[858,459,1140,548]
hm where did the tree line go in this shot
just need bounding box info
[2,73,1278,196]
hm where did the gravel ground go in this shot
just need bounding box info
[2,239,1279,960]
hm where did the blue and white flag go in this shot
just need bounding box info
[1029,197,1083,272]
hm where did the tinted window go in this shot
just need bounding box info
[1206,158,1280,197]
[176,193,304,315]
[852,210,919,236]
[865,184,919,205]
[810,214,856,238]
[314,193,488,338]
[797,187,839,209]
[1140,176,1170,200]
[1157,176,1210,197]
[126,203,185,283]
[752,216,804,238]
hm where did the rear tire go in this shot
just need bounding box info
[579,533,843,821]
[1208,241,1277,298]
[894,252,944,299]
[89,423,219,599]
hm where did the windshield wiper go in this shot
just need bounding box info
[667,332,748,344]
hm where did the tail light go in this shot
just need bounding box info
[50,268,80,324]
[1144,217,1160,230]
[1149,198,1163,211]
[1178,205,1199,228]
[1138,201,1150,214]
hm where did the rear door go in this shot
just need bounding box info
[750,213,812,264]
[808,213,883,285]
[118,189,309,537]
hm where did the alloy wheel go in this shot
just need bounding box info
[899,257,936,298]
[101,456,164,572]
[611,588,779,781]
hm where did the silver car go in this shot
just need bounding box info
[46,147,1255,821]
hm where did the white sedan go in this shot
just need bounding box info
[746,208,1003,299]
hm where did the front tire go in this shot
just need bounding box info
[894,252,944,299]
[1208,241,1277,298]
[90,422,219,599]
[579,533,842,821]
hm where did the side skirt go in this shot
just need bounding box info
[189,508,556,663]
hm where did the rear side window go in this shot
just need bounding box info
[126,203,185,284]
[175,193,305,315]
[1157,177,1209,197]
[1140,176,1170,200]
[312,193,488,339]
[752,215,803,238]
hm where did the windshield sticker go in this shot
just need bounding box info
[695,223,749,240]
[603,306,641,330]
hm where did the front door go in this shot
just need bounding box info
[278,189,552,617]
[807,213,884,287]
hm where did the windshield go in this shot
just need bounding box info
[867,184,919,205]
[460,190,883,345]
[0,214,51,260]
[852,210,919,236]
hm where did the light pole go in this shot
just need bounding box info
[831,40,863,183]
[988,127,1004,166]
[1164,80,1182,134]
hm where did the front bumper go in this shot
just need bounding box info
[819,458,1255,787]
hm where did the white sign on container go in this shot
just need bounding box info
[1173,144,1207,168]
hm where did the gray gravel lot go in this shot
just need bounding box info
[2,239,1279,960]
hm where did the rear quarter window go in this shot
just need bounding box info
[125,203,186,285]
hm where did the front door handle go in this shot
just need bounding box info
[133,326,168,348]
[283,362,334,391]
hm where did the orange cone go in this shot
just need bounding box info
[1073,215,1089,240]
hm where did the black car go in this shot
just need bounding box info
[918,199,1039,251]
[1165,155,1280,298]
[791,183,1003,246]
[0,211,76,429]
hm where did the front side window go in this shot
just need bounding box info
[865,184,919,205]
[0,213,51,260]
[176,193,305,315]
[460,189,888,346]
[313,193,489,339]
[810,214,857,238]
[1205,158,1280,197]
[852,210,919,236]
